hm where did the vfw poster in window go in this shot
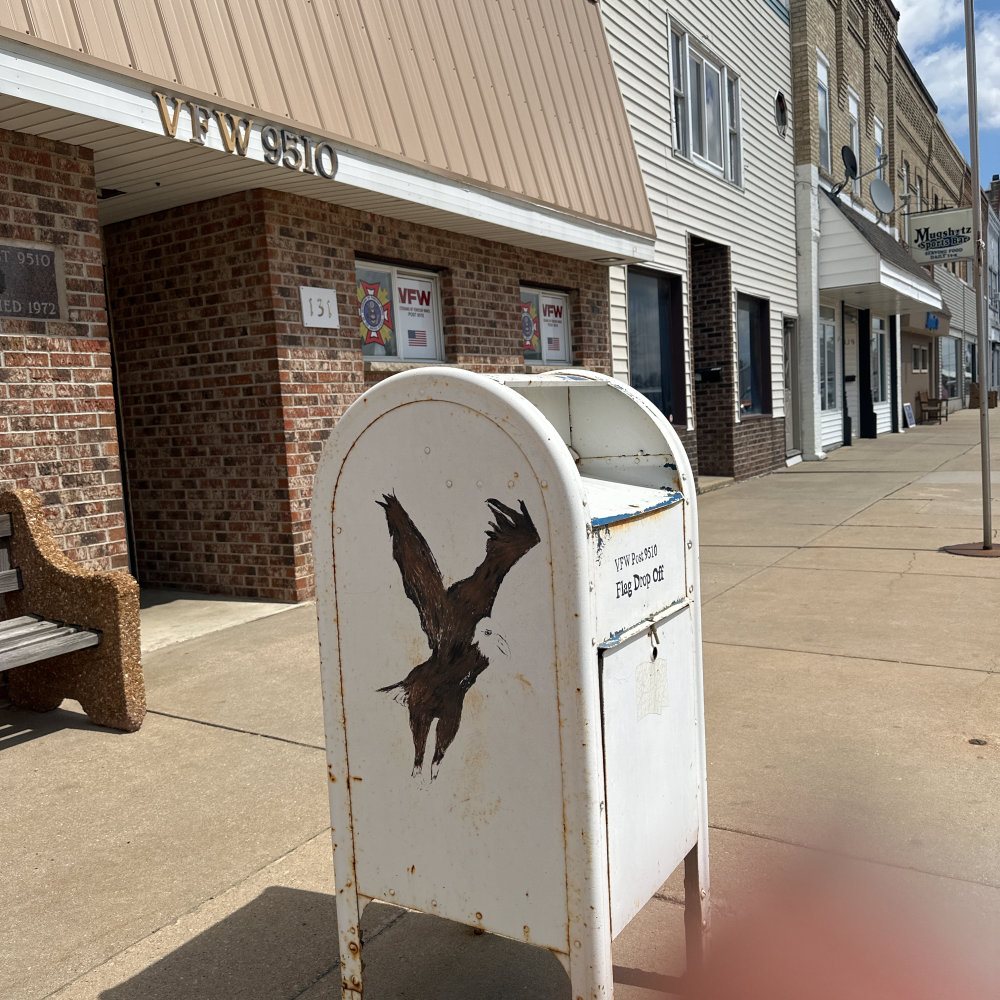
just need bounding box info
[539,294,569,364]
[521,288,570,364]
[358,265,396,356]
[396,275,437,361]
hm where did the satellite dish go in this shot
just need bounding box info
[841,145,858,180]
[870,177,895,215]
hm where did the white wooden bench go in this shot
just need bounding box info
[0,490,145,732]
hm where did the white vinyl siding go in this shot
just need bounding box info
[609,265,630,380]
[603,0,796,429]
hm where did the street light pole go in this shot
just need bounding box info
[965,0,993,549]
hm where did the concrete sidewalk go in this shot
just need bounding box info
[5,409,1000,998]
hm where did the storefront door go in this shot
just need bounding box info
[783,318,799,456]
[844,307,860,439]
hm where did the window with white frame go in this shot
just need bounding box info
[902,160,910,242]
[871,317,887,403]
[848,91,861,195]
[912,345,928,373]
[817,53,831,172]
[671,30,688,156]
[670,25,742,185]
[357,260,443,360]
[727,75,742,185]
[874,117,884,179]
[521,287,571,365]
[820,305,838,410]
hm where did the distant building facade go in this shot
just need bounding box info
[602,0,798,481]
[894,45,975,416]
[791,0,950,458]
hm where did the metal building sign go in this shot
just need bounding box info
[0,244,62,319]
[910,207,975,264]
[313,368,709,998]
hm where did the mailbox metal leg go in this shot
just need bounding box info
[335,883,364,998]
[683,841,709,979]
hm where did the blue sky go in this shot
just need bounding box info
[896,0,1000,190]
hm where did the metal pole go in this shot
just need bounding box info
[965,0,993,548]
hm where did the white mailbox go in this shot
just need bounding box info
[314,367,708,998]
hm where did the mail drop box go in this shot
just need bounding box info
[313,367,708,998]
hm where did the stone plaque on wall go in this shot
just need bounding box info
[0,243,63,319]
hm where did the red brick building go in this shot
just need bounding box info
[0,1,655,601]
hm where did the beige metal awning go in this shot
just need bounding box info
[818,192,943,315]
[0,1,656,262]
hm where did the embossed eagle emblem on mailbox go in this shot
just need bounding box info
[376,493,540,780]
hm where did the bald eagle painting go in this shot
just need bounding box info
[376,493,540,781]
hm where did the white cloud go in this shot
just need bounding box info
[896,7,1000,139]
[896,0,964,54]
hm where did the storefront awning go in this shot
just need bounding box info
[0,16,657,264]
[818,191,943,315]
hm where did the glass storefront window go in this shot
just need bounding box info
[738,294,770,415]
[871,318,887,403]
[357,261,442,360]
[941,337,958,400]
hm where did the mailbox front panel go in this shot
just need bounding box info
[330,399,569,952]
[600,606,701,937]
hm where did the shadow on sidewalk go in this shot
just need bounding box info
[100,888,572,1000]
[0,704,109,749]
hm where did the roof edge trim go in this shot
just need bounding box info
[0,28,655,242]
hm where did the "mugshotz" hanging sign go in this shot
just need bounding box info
[153,92,336,180]
[909,207,974,264]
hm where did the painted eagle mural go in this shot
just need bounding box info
[376,493,540,780]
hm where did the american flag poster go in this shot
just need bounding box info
[547,336,560,353]
[396,274,435,358]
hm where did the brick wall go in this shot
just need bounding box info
[105,188,611,601]
[689,237,785,480]
[0,128,126,571]
[733,416,786,480]
[690,238,734,477]
[104,192,294,599]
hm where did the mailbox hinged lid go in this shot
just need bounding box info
[584,477,688,644]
